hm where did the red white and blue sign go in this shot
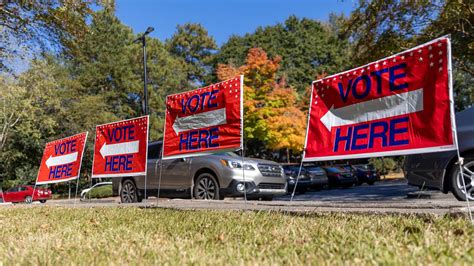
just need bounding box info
[92,116,149,178]
[163,76,243,159]
[304,37,456,161]
[36,132,88,184]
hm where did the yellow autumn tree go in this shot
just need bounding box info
[217,48,306,158]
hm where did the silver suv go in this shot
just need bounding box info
[112,141,286,202]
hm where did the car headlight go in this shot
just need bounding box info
[220,159,256,170]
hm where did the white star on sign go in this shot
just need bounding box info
[419,57,423,62]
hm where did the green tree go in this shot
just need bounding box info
[0,0,100,72]
[135,38,188,140]
[344,0,473,110]
[167,23,218,86]
[369,157,397,177]
[69,8,141,118]
[66,7,189,142]
[0,59,67,184]
[214,15,350,94]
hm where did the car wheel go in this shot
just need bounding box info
[194,173,220,200]
[367,181,375,185]
[25,196,33,204]
[39,200,46,203]
[450,157,474,201]
[121,179,140,203]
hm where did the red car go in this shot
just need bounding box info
[0,185,52,204]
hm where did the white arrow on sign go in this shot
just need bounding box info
[100,140,139,158]
[320,88,424,131]
[172,108,227,134]
[45,152,78,168]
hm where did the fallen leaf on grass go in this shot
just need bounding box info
[217,233,225,242]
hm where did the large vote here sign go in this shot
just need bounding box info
[36,132,88,184]
[304,37,456,161]
[92,116,149,178]
[163,76,243,159]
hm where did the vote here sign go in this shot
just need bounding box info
[36,132,88,185]
[92,116,149,178]
[304,37,456,161]
[163,76,243,159]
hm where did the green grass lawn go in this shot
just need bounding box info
[0,207,472,265]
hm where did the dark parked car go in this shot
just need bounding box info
[282,165,311,193]
[404,107,474,201]
[322,166,357,188]
[302,165,329,189]
[352,164,380,185]
[0,185,52,203]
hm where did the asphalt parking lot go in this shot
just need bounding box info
[277,178,433,201]
[10,178,465,217]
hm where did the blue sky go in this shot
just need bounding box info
[115,0,356,45]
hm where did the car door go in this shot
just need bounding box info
[17,187,28,202]
[146,142,191,190]
[146,143,162,190]
[160,157,192,189]
[8,187,20,202]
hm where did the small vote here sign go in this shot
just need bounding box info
[36,132,88,184]
[92,116,149,178]
[163,76,243,159]
[304,37,456,161]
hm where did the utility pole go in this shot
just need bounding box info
[134,26,154,115]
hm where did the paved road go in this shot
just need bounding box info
[20,178,469,217]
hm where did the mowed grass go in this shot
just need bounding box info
[0,207,472,265]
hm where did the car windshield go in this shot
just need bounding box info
[325,167,340,173]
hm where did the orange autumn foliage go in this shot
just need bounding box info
[216,48,305,152]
